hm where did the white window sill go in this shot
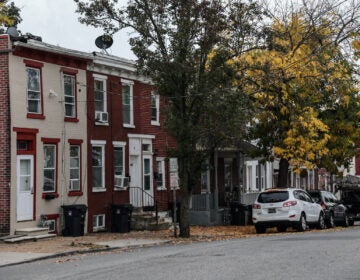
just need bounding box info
[92,187,106,192]
[114,187,127,191]
[123,124,135,128]
[157,187,167,191]
[151,121,160,126]
[95,122,109,126]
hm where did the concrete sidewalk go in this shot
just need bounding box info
[0,238,170,268]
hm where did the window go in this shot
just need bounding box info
[64,74,76,118]
[156,158,166,190]
[113,142,126,189]
[70,145,80,191]
[151,92,160,125]
[92,141,105,191]
[94,75,108,124]
[43,144,56,193]
[143,157,152,191]
[26,67,42,114]
[122,79,134,127]
[224,160,232,191]
[93,214,105,232]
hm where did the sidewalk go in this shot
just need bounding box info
[0,226,257,268]
[0,238,171,267]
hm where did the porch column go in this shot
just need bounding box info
[214,150,219,212]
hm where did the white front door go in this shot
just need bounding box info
[129,155,154,207]
[17,155,34,221]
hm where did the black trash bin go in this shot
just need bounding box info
[230,203,248,226]
[62,204,87,237]
[111,204,133,233]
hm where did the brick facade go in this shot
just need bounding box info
[0,35,11,235]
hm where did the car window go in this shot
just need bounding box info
[302,191,313,202]
[309,192,320,202]
[323,193,330,203]
[257,191,289,203]
[329,193,338,202]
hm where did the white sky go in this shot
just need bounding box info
[12,0,136,59]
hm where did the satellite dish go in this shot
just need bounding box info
[95,34,113,51]
[6,26,20,39]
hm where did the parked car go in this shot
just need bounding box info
[338,187,360,226]
[308,190,349,228]
[252,188,325,234]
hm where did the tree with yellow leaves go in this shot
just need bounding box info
[234,0,360,187]
[0,0,21,34]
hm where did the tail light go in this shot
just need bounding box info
[320,202,326,209]
[283,200,297,207]
[253,203,261,209]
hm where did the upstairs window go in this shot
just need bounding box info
[151,92,160,125]
[122,79,134,127]
[26,67,42,114]
[64,74,76,118]
[94,75,108,124]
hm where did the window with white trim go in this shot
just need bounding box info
[151,92,160,125]
[122,79,134,127]
[94,75,108,123]
[143,156,152,191]
[113,142,126,189]
[43,144,56,192]
[70,145,80,191]
[93,214,105,232]
[92,141,105,190]
[156,158,165,190]
[26,67,42,114]
[63,74,76,118]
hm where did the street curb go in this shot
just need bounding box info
[0,240,172,268]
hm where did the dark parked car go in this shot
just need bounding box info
[338,187,360,226]
[308,190,349,228]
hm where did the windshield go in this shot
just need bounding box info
[257,191,289,203]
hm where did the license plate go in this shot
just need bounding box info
[268,208,276,213]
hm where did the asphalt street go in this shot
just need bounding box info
[1,227,360,280]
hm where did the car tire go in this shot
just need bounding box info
[298,213,307,232]
[255,225,266,234]
[343,213,349,227]
[317,212,326,229]
[349,220,355,226]
[327,213,335,228]
[277,226,287,233]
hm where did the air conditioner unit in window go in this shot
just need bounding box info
[114,176,129,189]
[70,179,80,191]
[95,111,108,123]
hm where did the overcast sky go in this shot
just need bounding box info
[12,0,136,59]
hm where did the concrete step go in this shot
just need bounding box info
[3,233,57,243]
[15,227,49,236]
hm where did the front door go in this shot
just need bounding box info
[17,155,34,221]
[129,155,154,207]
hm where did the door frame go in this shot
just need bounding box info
[16,154,35,221]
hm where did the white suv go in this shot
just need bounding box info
[252,188,325,234]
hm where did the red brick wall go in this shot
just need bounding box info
[0,35,11,235]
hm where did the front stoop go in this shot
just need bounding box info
[1,227,56,243]
[131,209,172,231]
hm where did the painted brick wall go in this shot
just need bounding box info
[0,35,11,235]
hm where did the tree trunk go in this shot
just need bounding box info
[277,158,289,188]
[179,190,191,237]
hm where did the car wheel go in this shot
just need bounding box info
[298,213,307,232]
[327,213,335,228]
[349,220,355,226]
[317,212,325,229]
[343,213,349,227]
[255,225,266,234]
[277,226,287,233]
